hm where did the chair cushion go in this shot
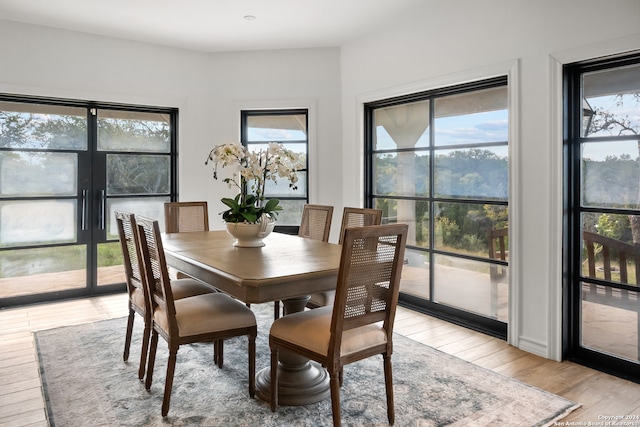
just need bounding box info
[270,306,387,357]
[130,287,146,310]
[154,293,256,338]
[171,278,215,300]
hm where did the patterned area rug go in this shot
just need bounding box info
[35,303,579,426]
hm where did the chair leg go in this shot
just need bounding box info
[138,323,151,380]
[161,347,178,417]
[214,340,224,368]
[248,335,256,398]
[383,353,395,425]
[330,370,342,427]
[270,348,278,412]
[339,367,344,387]
[123,309,135,361]
[145,331,159,391]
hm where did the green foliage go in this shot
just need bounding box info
[596,214,631,242]
[220,194,282,224]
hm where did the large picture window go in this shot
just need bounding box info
[365,77,509,337]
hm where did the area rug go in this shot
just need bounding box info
[35,303,579,427]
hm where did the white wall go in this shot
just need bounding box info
[339,0,640,359]
[0,20,343,231]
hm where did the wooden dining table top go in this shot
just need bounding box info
[161,230,342,305]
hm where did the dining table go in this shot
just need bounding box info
[161,229,343,406]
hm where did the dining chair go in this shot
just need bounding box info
[269,223,408,427]
[272,204,335,318]
[164,201,210,280]
[306,207,382,309]
[298,204,334,242]
[164,201,210,234]
[116,211,215,381]
[136,215,257,417]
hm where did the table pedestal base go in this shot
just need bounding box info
[255,295,331,406]
[255,359,330,405]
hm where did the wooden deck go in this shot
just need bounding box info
[2,293,640,426]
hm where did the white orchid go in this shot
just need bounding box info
[205,142,303,223]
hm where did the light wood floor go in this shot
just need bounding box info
[2,294,640,427]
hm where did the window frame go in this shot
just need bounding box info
[240,109,309,235]
[364,76,509,339]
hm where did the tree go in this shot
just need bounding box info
[586,93,640,246]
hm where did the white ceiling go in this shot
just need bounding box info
[0,0,424,53]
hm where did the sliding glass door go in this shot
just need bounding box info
[0,97,176,307]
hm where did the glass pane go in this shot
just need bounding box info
[434,202,509,258]
[583,63,640,137]
[373,151,429,197]
[0,101,87,150]
[0,200,76,247]
[582,141,640,209]
[264,171,307,198]
[0,151,77,197]
[373,100,430,150]
[246,114,307,142]
[97,110,170,152]
[581,285,639,361]
[107,154,170,195]
[97,242,125,287]
[434,86,508,146]
[434,146,508,200]
[400,248,430,299]
[581,213,640,286]
[271,199,305,226]
[375,198,429,248]
[246,142,307,158]
[434,254,508,321]
[0,245,86,298]
[107,197,169,239]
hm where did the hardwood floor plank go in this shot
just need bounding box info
[0,378,42,397]
[0,397,45,420]
[0,408,47,427]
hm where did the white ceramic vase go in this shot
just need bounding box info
[225,219,275,247]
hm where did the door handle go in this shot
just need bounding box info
[81,189,88,231]
[98,190,106,230]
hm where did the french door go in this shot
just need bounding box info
[0,96,176,308]
[565,53,640,381]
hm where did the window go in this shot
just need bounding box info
[241,110,309,232]
[365,77,509,338]
[565,53,640,381]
